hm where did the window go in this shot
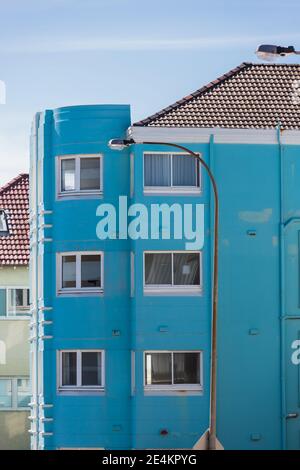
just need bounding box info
[0,288,30,317]
[17,379,31,407]
[144,153,200,193]
[0,210,8,233]
[58,350,105,392]
[61,158,75,191]
[7,288,30,315]
[144,352,202,391]
[0,379,11,408]
[58,155,102,198]
[144,251,202,294]
[57,252,103,295]
[0,377,30,409]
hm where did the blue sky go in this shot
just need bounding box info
[0,0,300,183]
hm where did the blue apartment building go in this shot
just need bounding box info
[30,63,300,450]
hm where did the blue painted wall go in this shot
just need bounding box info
[130,143,211,449]
[215,143,281,449]
[31,104,299,450]
[130,141,283,450]
[32,105,132,449]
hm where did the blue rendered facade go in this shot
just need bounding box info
[30,104,300,450]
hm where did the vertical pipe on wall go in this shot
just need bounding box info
[30,112,40,449]
[208,133,214,432]
[277,122,286,450]
[36,113,43,450]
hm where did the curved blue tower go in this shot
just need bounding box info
[30,105,132,450]
[30,104,210,450]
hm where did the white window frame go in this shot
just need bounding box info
[0,286,30,319]
[6,287,30,316]
[0,376,30,410]
[143,351,203,392]
[143,251,202,295]
[57,251,104,296]
[58,350,105,393]
[143,152,201,195]
[57,154,103,199]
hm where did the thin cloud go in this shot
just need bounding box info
[1,33,300,54]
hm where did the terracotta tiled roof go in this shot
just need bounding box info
[0,174,29,265]
[133,62,300,130]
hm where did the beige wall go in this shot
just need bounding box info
[0,265,29,376]
[0,266,29,287]
[0,265,30,449]
[0,320,29,376]
[0,411,30,450]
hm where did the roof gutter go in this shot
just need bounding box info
[128,125,300,145]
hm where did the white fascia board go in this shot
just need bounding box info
[128,126,300,145]
[280,130,300,145]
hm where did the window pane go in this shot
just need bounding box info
[0,289,6,316]
[81,255,101,288]
[62,352,77,386]
[144,154,171,187]
[81,352,102,386]
[145,253,172,285]
[0,379,12,408]
[145,353,172,385]
[61,159,75,191]
[172,154,199,186]
[174,353,200,384]
[12,288,23,306]
[173,253,200,285]
[80,158,100,190]
[62,256,76,288]
[17,379,31,407]
[8,288,30,316]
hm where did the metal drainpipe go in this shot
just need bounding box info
[32,112,40,449]
[141,140,219,449]
[208,133,216,438]
[36,114,41,450]
[277,122,286,450]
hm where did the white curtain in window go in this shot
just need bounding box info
[172,154,198,186]
[61,159,75,191]
[80,158,100,190]
[62,256,76,288]
[144,154,171,186]
[62,352,77,386]
[146,353,172,385]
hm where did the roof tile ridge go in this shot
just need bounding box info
[0,173,29,195]
[133,62,252,126]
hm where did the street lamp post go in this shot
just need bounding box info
[256,44,300,61]
[108,138,223,450]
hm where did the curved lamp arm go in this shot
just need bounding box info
[108,137,219,450]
